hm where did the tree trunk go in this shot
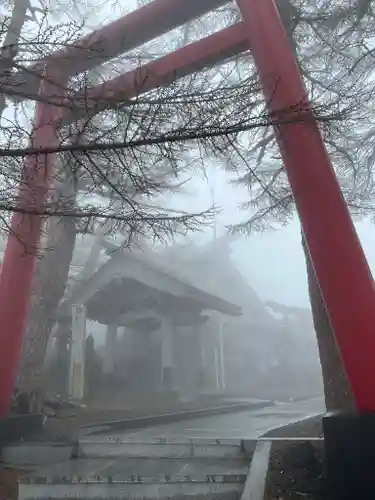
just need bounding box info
[301,234,355,412]
[16,215,77,412]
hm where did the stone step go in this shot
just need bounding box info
[18,458,248,500]
[19,480,244,500]
[78,437,255,459]
[16,438,254,500]
[1,438,255,467]
[1,442,75,467]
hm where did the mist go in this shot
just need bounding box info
[13,0,375,414]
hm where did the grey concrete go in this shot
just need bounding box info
[78,438,255,459]
[18,434,253,499]
[19,457,249,480]
[1,442,74,466]
[102,396,324,441]
[240,441,271,500]
[83,399,275,432]
[18,455,249,500]
[16,397,325,500]
[19,482,244,500]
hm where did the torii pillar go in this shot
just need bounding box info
[237,1,375,498]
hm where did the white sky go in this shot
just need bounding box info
[161,165,375,308]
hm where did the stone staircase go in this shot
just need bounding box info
[17,436,258,500]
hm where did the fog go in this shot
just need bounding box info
[48,156,375,405]
[50,0,375,313]
[53,162,328,404]
[37,0,375,408]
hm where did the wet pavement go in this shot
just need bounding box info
[17,397,325,500]
[111,396,325,440]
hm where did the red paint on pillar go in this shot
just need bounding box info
[0,83,61,417]
[237,0,375,411]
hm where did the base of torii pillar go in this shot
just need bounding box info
[323,412,375,500]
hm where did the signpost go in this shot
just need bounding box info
[69,304,87,401]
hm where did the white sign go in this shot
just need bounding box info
[68,304,87,400]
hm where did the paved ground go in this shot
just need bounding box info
[108,396,325,441]
[43,395,271,439]
[16,397,325,500]
[23,456,249,479]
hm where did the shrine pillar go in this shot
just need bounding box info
[209,313,226,392]
[160,317,175,391]
[103,324,118,375]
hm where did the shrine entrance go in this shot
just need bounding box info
[0,3,374,494]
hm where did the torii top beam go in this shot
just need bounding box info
[6,0,228,102]
[63,22,249,125]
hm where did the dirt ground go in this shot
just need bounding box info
[265,440,326,500]
[262,415,327,500]
[0,468,27,500]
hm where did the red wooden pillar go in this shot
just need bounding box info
[0,81,61,417]
[236,0,375,412]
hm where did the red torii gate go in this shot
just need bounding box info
[0,0,374,438]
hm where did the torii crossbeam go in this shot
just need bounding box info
[0,4,375,489]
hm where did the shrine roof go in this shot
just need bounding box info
[58,246,242,324]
